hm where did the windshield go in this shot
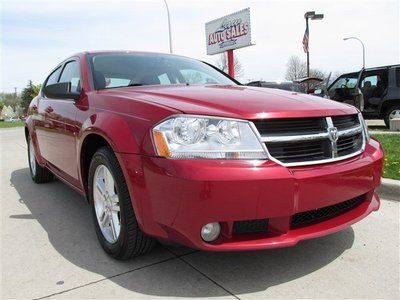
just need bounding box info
[89,53,236,90]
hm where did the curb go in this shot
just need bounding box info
[377,178,400,201]
[369,130,400,135]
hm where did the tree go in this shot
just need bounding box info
[215,53,244,78]
[20,80,41,113]
[285,55,326,81]
[0,92,21,110]
[0,105,15,120]
[285,56,306,81]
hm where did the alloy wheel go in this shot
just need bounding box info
[93,164,121,244]
[29,139,36,176]
[389,109,400,120]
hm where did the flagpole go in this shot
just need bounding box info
[306,17,310,79]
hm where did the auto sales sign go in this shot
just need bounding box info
[205,8,254,55]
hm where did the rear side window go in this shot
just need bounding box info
[45,67,61,86]
[59,61,81,93]
[396,67,400,87]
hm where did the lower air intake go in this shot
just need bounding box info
[291,194,366,228]
[233,219,269,235]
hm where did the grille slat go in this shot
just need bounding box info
[265,139,331,163]
[332,115,360,129]
[337,133,363,156]
[273,151,325,159]
[291,194,366,228]
[253,114,364,165]
[253,117,326,136]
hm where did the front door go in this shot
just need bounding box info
[328,71,364,110]
[42,60,81,181]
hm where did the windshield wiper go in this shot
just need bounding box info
[127,83,144,87]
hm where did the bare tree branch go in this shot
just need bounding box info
[285,55,326,81]
[215,53,244,78]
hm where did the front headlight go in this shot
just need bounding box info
[358,113,370,142]
[152,115,268,159]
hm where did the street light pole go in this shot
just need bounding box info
[163,0,173,54]
[304,11,324,80]
[343,37,365,68]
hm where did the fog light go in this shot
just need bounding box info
[201,222,221,242]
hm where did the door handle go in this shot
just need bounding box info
[45,106,54,113]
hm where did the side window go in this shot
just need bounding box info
[362,75,378,88]
[45,67,62,87]
[59,61,81,93]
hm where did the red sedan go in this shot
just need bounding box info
[25,51,384,259]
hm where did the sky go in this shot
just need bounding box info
[1,0,399,92]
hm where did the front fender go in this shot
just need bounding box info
[79,111,145,154]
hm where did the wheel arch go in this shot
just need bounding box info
[379,98,400,117]
[78,112,143,196]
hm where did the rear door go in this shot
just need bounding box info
[42,60,81,180]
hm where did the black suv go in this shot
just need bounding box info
[327,65,400,127]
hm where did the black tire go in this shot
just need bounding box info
[384,104,400,128]
[88,146,156,259]
[28,136,54,184]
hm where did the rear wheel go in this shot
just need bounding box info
[384,104,400,128]
[88,146,156,259]
[28,136,53,183]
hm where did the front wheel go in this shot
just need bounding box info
[384,104,400,128]
[88,146,156,260]
[28,136,53,183]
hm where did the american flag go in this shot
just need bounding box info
[302,25,309,53]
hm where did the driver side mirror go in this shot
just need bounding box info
[43,82,81,100]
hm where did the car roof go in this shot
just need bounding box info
[80,50,195,60]
[339,64,400,77]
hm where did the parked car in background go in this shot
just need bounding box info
[294,77,324,94]
[246,81,306,93]
[247,77,325,94]
[326,65,400,127]
[25,51,383,259]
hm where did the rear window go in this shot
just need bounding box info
[396,67,400,87]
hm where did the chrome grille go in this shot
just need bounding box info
[253,114,365,166]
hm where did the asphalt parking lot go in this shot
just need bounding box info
[1,127,399,299]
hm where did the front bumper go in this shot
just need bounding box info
[118,138,384,251]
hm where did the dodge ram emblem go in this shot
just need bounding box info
[328,126,339,142]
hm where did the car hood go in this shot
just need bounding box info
[99,85,357,119]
